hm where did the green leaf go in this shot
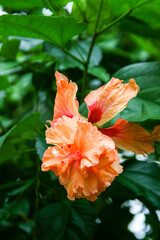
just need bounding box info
[88,66,110,83]
[7,73,33,102]
[0,15,87,46]
[7,179,34,196]
[47,0,75,12]
[0,62,22,75]
[120,18,160,40]
[0,76,9,90]
[109,0,158,17]
[37,202,96,240]
[44,40,102,70]
[6,113,41,139]
[0,113,41,164]
[113,62,160,121]
[37,91,53,123]
[79,102,88,118]
[19,38,44,52]
[0,0,44,9]
[1,38,20,60]
[0,112,41,148]
[131,0,160,28]
[36,135,47,160]
[118,161,160,208]
[72,0,110,33]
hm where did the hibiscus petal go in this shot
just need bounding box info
[52,71,81,126]
[46,116,78,146]
[85,78,139,126]
[42,146,70,175]
[76,120,115,168]
[42,116,122,201]
[63,153,122,201]
[99,119,160,155]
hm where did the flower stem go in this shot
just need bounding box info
[81,0,104,103]
[33,155,40,240]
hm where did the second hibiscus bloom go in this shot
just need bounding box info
[42,72,160,201]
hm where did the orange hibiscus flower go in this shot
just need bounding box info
[42,116,122,201]
[42,72,160,200]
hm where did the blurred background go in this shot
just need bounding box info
[0,0,160,239]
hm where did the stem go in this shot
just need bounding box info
[33,155,40,240]
[96,0,155,36]
[96,9,132,36]
[81,0,104,103]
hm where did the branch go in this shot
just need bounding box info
[33,155,40,240]
[81,0,104,102]
[96,0,155,36]
[96,9,131,36]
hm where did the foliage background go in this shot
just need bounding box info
[0,0,160,239]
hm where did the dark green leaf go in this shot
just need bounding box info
[0,76,9,90]
[0,0,44,9]
[1,38,20,60]
[7,179,34,196]
[37,91,53,123]
[79,102,88,118]
[44,41,102,70]
[37,202,96,240]
[72,0,109,33]
[0,15,87,46]
[131,0,160,28]
[88,66,110,83]
[0,113,41,164]
[118,161,160,208]
[113,62,160,121]
[0,112,41,148]
[36,135,47,160]
[121,18,160,40]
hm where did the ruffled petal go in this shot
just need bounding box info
[85,78,139,126]
[42,116,122,201]
[52,71,81,126]
[42,146,70,175]
[99,119,160,155]
[62,148,122,201]
[76,119,115,169]
[46,116,78,146]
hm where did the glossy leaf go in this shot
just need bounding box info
[0,113,41,165]
[0,0,44,9]
[0,113,41,148]
[44,41,102,70]
[113,62,160,121]
[37,202,96,240]
[36,135,47,160]
[118,161,160,209]
[0,15,86,46]
[131,0,160,28]
[88,66,110,83]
